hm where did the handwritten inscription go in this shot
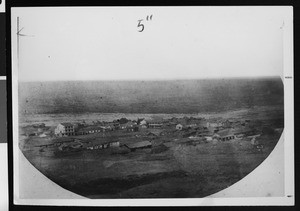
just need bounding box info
[137,15,153,32]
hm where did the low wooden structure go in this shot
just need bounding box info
[124,141,152,151]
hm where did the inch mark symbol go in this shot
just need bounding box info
[137,14,153,32]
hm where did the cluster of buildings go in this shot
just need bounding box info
[39,138,121,152]
[54,116,253,143]
[54,122,117,137]
[86,140,120,150]
[54,117,163,137]
[35,115,259,154]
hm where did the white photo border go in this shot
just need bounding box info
[11,6,294,206]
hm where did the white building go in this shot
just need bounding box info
[176,124,183,130]
[140,119,147,126]
[55,123,75,136]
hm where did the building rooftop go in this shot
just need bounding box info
[125,141,152,149]
[147,129,165,136]
[121,121,136,127]
[77,125,104,132]
[87,138,120,146]
[217,129,235,137]
[148,117,165,123]
[61,123,74,127]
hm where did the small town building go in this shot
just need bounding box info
[147,129,164,138]
[182,129,198,138]
[121,121,138,132]
[149,131,159,137]
[251,138,259,145]
[124,141,152,151]
[148,122,163,128]
[58,141,83,151]
[206,122,222,128]
[109,141,120,147]
[217,129,235,141]
[119,118,129,124]
[55,123,75,136]
[112,122,120,129]
[139,119,147,126]
[176,124,183,130]
[121,121,136,130]
[137,118,145,125]
[105,123,116,131]
[205,136,213,141]
[76,125,103,135]
[86,140,120,150]
[127,126,139,132]
[188,136,204,141]
[187,124,198,129]
[147,117,164,128]
[232,127,255,136]
[223,119,234,128]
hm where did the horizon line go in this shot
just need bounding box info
[18,75,282,83]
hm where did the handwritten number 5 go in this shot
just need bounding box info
[137,20,144,32]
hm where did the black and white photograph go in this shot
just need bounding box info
[11,6,294,206]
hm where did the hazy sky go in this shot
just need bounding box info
[12,7,290,81]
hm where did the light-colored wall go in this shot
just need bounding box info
[55,124,65,135]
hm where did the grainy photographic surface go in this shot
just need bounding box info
[12,7,290,202]
[18,79,284,198]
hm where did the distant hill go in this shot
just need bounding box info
[19,77,283,114]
